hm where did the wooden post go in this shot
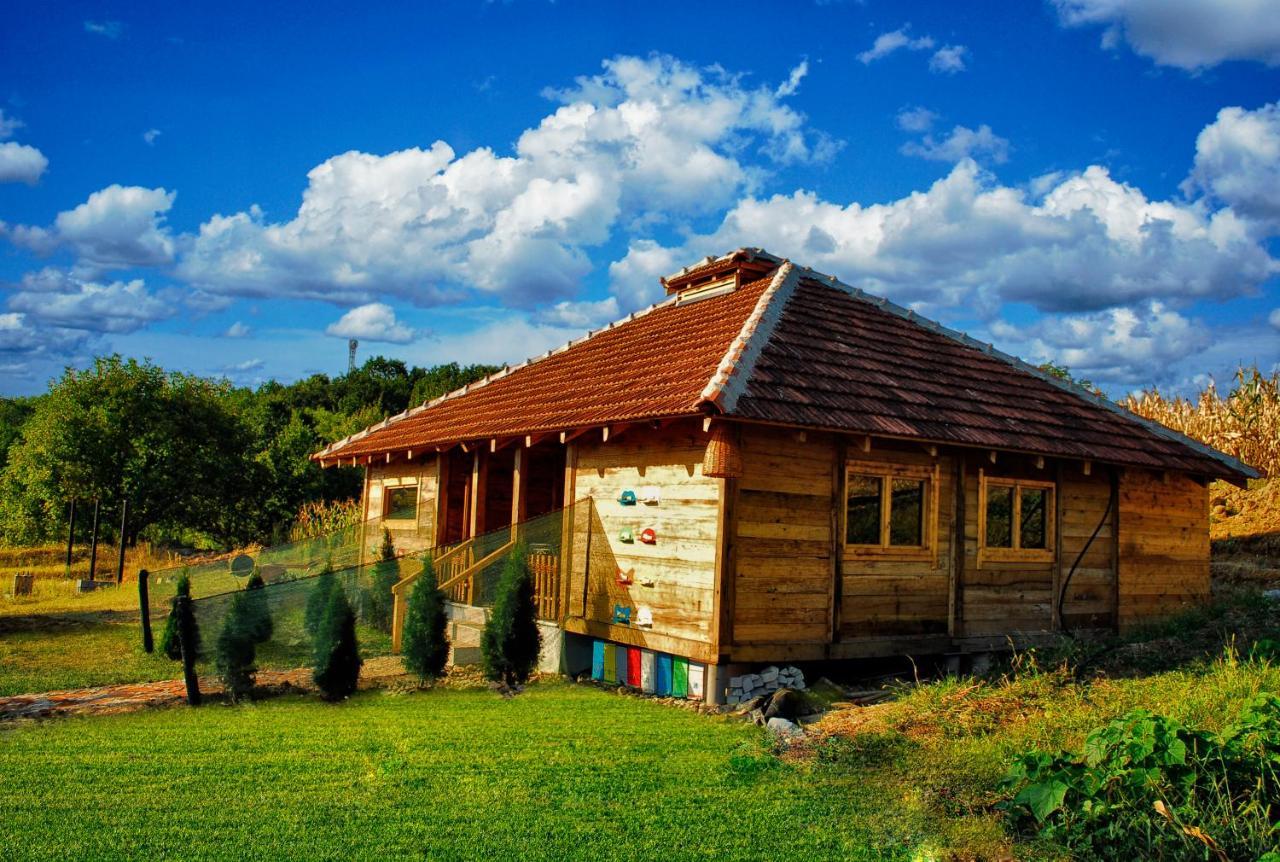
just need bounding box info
[712,476,738,660]
[137,568,153,653]
[177,595,201,706]
[1052,463,1064,631]
[949,458,966,639]
[115,498,129,585]
[469,449,486,538]
[510,446,525,540]
[829,437,846,645]
[65,497,77,576]
[87,499,101,582]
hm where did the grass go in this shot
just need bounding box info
[0,615,176,696]
[0,682,925,862]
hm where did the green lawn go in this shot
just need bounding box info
[0,683,935,862]
[0,616,175,696]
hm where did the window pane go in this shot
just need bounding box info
[386,486,418,521]
[889,479,925,546]
[1020,487,1048,549]
[846,475,882,545]
[985,485,1013,548]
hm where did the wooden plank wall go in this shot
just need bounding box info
[841,447,954,639]
[1058,465,1117,630]
[1117,470,1209,630]
[365,455,439,555]
[570,423,721,647]
[732,427,834,645]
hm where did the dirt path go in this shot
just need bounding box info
[0,655,409,721]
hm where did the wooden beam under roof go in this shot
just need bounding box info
[559,427,594,445]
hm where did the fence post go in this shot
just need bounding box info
[115,498,129,585]
[177,595,202,706]
[65,497,77,576]
[138,568,153,653]
[87,499,101,582]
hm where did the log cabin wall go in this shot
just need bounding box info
[1058,464,1118,630]
[565,421,721,659]
[364,455,439,555]
[1117,469,1209,631]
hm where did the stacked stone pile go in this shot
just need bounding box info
[727,665,804,704]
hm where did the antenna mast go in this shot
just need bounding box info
[348,339,358,373]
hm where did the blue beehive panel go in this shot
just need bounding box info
[615,645,630,685]
[591,640,605,681]
[655,653,673,696]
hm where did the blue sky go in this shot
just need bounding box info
[1,0,1277,397]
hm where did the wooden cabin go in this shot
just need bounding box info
[314,248,1258,703]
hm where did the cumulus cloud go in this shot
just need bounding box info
[1185,101,1280,228]
[1053,0,1280,70]
[858,26,935,63]
[84,20,123,39]
[6,270,172,333]
[609,159,1276,317]
[0,142,48,184]
[929,45,968,73]
[2,184,176,269]
[143,128,161,146]
[325,303,416,343]
[901,124,1010,164]
[775,60,809,97]
[0,109,24,140]
[896,106,939,133]
[223,321,251,338]
[177,55,834,309]
[533,296,621,328]
[0,312,95,360]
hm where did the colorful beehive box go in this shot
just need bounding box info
[591,640,605,681]
[602,642,617,685]
[615,645,630,685]
[672,657,689,698]
[688,662,705,700]
[627,647,642,687]
[640,650,656,693]
[655,653,673,696]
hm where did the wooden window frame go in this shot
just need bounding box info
[977,470,1055,566]
[381,477,420,526]
[842,460,940,564]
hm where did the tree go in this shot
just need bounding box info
[215,592,257,703]
[312,586,362,700]
[304,562,337,636]
[366,529,398,633]
[159,573,196,661]
[244,571,274,643]
[1038,361,1101,397]
[480,544,541,687]
[402,556,449,682]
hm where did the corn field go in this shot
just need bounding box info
[288,498,362,542]
[1123,366,1278,479]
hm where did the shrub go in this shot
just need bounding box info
[480,544,541,687]
[303,561,337,636]
[312,584,362,700]
[366,529,398,633]
[215,592,257,703]
[402,556,449,682]
[1002,693,1280,860]
[244,570,273,643]
[159,573,196,661]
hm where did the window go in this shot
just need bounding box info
[979,473,1054,562]
[384,485,418,522]
[844,462,937,560]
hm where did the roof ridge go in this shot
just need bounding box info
[698,261,800,413]
[794,266,1259,480]
[313,291,684,461]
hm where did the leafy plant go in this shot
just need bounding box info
[303,561,336,637]
[365,529,398,633]
[159,572,193,661]
[480,544,541,687]
[312,583,361,700]
[214,592,257,703]
[243,570,273,643]
[402,556,449,682]
[1002,694,1280,860]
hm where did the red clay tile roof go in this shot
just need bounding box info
[315,250,1256,481]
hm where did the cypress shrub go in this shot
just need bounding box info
[312,585,362,700]
[367,529,398,633]
[304,561,337,636]
[244,571,274,644]
[214,592,257,703]
[402,556,450,682]
[159,573,195,661]
[480,543,541,687]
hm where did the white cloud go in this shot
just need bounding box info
[858,26,935,64]
[0,312,95,360]
[533,296,621,328]
[1053,0,1280,70]
[610,159,1276,318]
[2,184,176,269]
[325,303,416,343]
[7,271,172,334]
[1185,101,1280,228]
[0,142,48,184]
[0,109,24,140]
[929,45,968,74]
[221,358,264,373]
[775,60,809,97]
[1270,308,1280,330]
[143,128,161,146]
[84,20,123,39]
[901,124,1010,164]
[896,106,939,133]
[223,321,251,338]
[989,301,1209,386]
[177,54,834,309]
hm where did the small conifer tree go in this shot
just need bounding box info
[367,529,399,633]
[215,592,257,702]
[480,543,541,687]
[312,585,362,700]
[244,570,274,644]
[402,556,450,682]
[304,561,337,636]
[160,573,195,661]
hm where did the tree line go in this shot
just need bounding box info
[0,355,498,549]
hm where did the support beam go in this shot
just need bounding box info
[703,416,714,433]
[510,447,525,540]
[1083,460,1092,476]
[559,427,593,445]
[988,450,998,464]
[468,448,486,538]
[861,435,872,454]
[601,423,633,443]
[1035,456,1045,470]
[525,433,552,448]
